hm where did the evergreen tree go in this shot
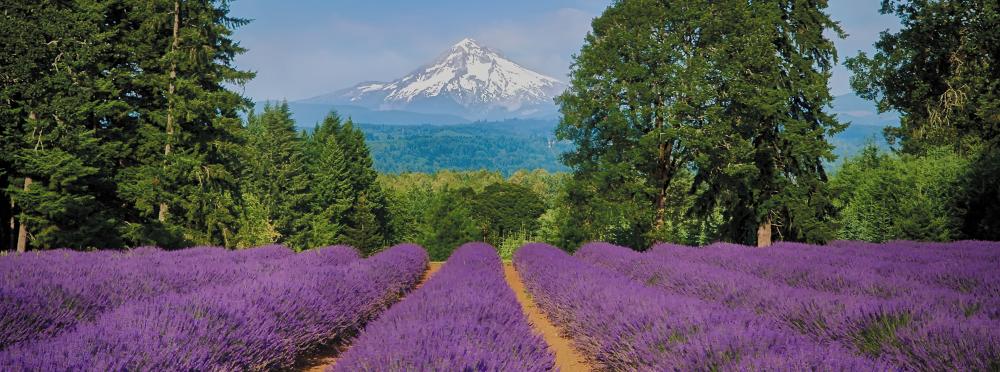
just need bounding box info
[298,112,352,249]
[556,0,716,248]
[334,119,391,244]
[239,102,308,246]
[340,193,383,256]
[116,0,253,248]
[1,1,122,250]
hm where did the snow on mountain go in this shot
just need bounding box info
[300,38,567,121]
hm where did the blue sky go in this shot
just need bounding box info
[229,0,900,102]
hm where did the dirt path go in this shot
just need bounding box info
[300,261,444,372]
[503,262,592,372]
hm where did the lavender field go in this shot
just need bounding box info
[2,240,998,371]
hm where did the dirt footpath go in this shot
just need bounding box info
[503,262,592,372]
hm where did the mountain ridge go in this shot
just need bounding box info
[299,38,567,121]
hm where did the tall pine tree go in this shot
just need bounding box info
[238,102,309,247]
[1,0,123,250]
[334,119,391,246]
[298,112,353,249]
[116,0,254,247]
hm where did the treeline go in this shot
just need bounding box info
[548,0,1000,249]
[380,170,563,260]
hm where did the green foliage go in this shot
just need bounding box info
[115,0,254,248]
[381,170,565,257]
[335,119,391,247]
[240,103,309,245]
[419,189,479,261]
[2,0,140,250]
[832,145,966,242]
[556,0,842,248]
[846,0,1000,153]
[341,193,384,256]
[233,192,280,249]
[689,0,844,246]
[295,113,352,249]
[956,147,1000,240]
[469,183,545,247]
[846,0,1000,240]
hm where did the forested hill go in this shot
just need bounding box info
[309,117,884,175]
[265,93,892,175]
[359,120,571,175]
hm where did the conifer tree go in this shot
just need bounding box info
[334,119,391,244]
[341,193,383,256]
[116,0,254,247]
[240,103,309,244]
[1,0,122,250]
[298,112,353,249]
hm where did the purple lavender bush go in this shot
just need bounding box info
[639,241,999,370]
[0,244,415,371]
[514,243,883,371]
[332,242,554,371]
[0,244,308,350]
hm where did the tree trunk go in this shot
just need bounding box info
[756,216,772,248]
[15,111,39,252]
[15,177,32,253]
[159,0,180,223]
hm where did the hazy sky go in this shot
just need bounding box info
[229,0,901,102]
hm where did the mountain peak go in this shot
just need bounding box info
[453,37,482,51]
[301,39,567,121]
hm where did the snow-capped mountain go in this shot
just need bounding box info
[300,38,567,121]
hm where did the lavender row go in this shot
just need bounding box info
[579,242,1000,370]
[333,243,553,371]
[762,241,999,296]
[652,242,998,317]
[0,245,341,349]
[514,243,881,371]
[825,240,1000,265]
[789,241,1000,299]
[0,243,426,371]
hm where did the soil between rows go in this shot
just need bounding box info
[503,261,592,371]
[298,260,590,371]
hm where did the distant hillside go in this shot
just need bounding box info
[256,101,470,127]
[359,120,570,176]
[261,93,897,174]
